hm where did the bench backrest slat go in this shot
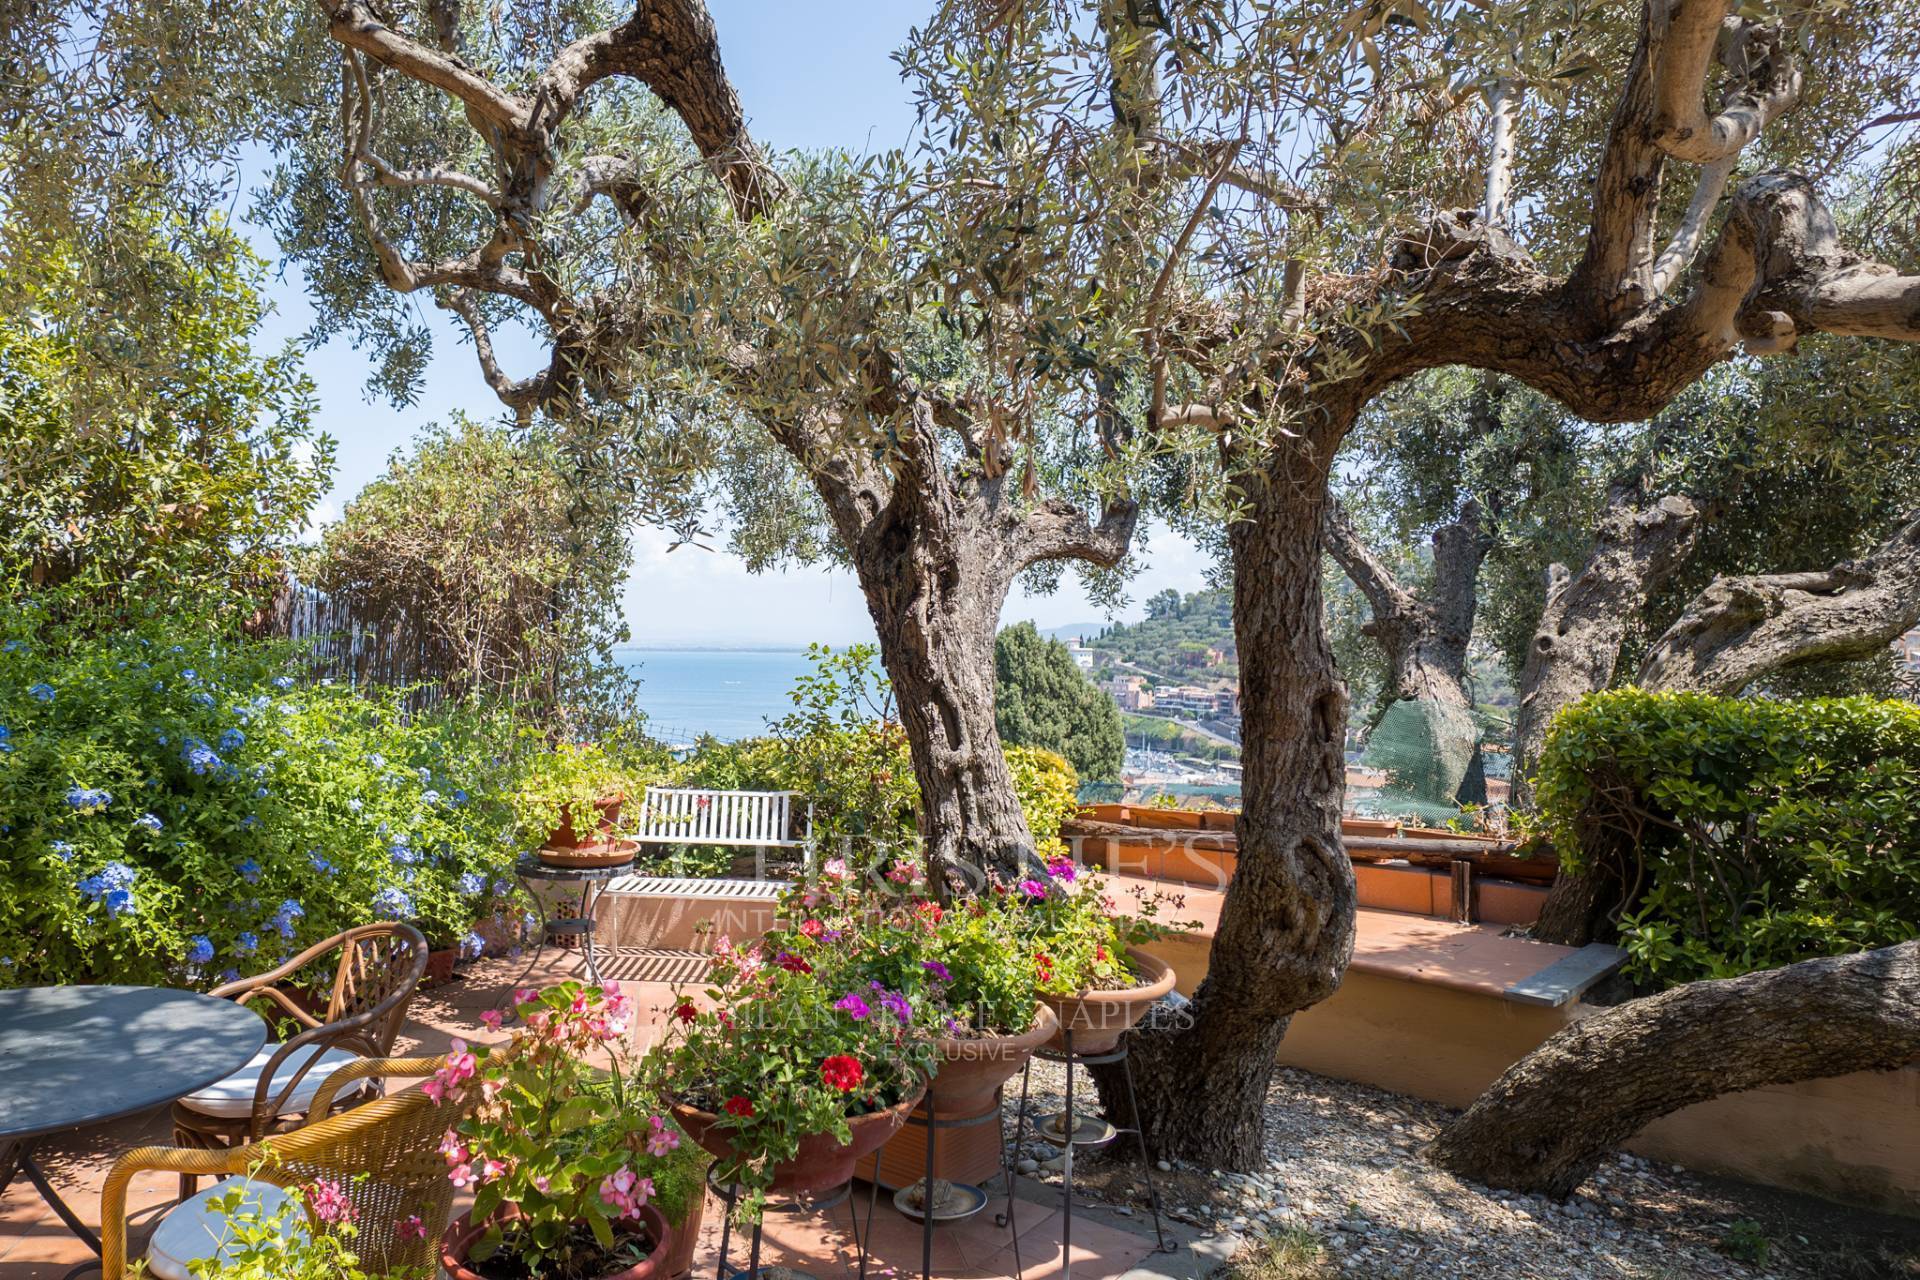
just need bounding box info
[632,787,806,848]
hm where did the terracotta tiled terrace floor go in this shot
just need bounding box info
[0,948,1168,1280]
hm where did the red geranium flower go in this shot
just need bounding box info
[674,1001,698,1024]
[820,1054,864,1092]
[915,901,943,925]
[1035,952,1055,981]
[775,951,814,974]
[724,1095,755,1118]
[798,918,825,940]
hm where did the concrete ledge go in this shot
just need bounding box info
[1503,943,1628,1008]
[598,876,784,951]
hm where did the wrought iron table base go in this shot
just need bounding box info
[1003,1031,1172,1280]
[898,1084,1023,1280]
[709,1166,879,1280]
[514,859,626,989]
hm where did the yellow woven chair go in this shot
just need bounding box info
[102,1056,465,1280]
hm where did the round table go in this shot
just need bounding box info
[514,855,633,988]
[0,986,267,1260]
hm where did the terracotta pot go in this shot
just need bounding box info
[538,837,639,870]
[672,1080,926,1194]
[662,1184,707,1280]
[928,1004,1057,1117]
[1039,947,1176,1054]
[422,948,458,988]
[548,794,626,849]
[441,1204,669,1280]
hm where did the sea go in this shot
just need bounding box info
[619,648,815,744]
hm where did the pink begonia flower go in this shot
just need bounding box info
[448,1163,476,1189]
[480,1157,507,1182]
[513,987,539,1006]
[308,1179,356,1225]
[533,1175,551,1194]
[478,1008,504,1030]
[439,1131,470,1166]
[645,1115,680,1157]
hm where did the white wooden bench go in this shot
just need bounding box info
[628,787,812,864]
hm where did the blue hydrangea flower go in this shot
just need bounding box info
[217,728,245,752]
[233,931,258,957]
[491,878,513,896]
[270,899,304,940]
[239,815,258,830]
[77,862,138,917]
[134,812,163,832]
[1,639,22,653]
[0,726,11,754]
[459,931,486,960]
[66,786,112,813]
[452,789,469,805]
[421,790,442,807]
[28,683,54,702]
[308,849,335,874]
[50,841,75,862]
[187,935,215,966]
[347,798,363,813]
[180,669,197,683]
[190,691,215,708]
[181,738,222,774]
[254,787,269,799]
[238,858,262,884]
[367,753,386,769]
[416,767,432,784]
[458,872,487,897]
[389,839,417,866]
[218,968,240,984]
[272,675,294,690]
[371,887,413,919]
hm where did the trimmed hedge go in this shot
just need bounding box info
[1536,689,1920,986]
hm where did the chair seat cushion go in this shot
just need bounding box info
[176,1042,365,1119]
[145,1177,308,1280]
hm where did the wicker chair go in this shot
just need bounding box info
[104,1056,464,1280]
[171,922,429,1194]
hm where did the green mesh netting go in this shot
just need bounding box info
[1359,697,1479,821]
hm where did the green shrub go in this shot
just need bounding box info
[0,600,528,987]
[1535,689,1920,986]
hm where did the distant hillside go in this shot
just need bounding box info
[1040,622,1109,645]
[1087,588,1236,683]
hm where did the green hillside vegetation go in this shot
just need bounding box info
[1088,588,1237,682]
[1123,714,1240,761]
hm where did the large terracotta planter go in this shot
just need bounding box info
[547,794,625,849]
[538,837,638,870]
[441,1203,670,1280]
[672,1081,926,1194]
[929,1004,1058,1117]
[661,1185,707,1280]
[1039,947,1176,1054]
[422,947,458,988]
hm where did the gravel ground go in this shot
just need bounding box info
[1000,1060,1920,1280]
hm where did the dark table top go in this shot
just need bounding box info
[0,985,267,1141]
[515,855,633,882]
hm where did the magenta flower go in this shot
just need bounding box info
[834,991,872,1020]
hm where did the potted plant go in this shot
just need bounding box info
[434,982,702,1280]
[647,862,935,1218]
[516,742,637,866]
[182,1171,434,1280]
[1018,858,1196,1053]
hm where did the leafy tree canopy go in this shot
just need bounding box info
[994,622,1123,782]
[0,211,329,604]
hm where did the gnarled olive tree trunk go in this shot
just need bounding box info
[1094,440,1357,1166]
[1429,940,1920,1196]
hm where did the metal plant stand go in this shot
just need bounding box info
[1003,1030,1171,1280]
[513,856,629,987]
[895,1083,1021,1280]
[709,1166,879,1280]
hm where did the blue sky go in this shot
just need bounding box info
[248,1,1212,647]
